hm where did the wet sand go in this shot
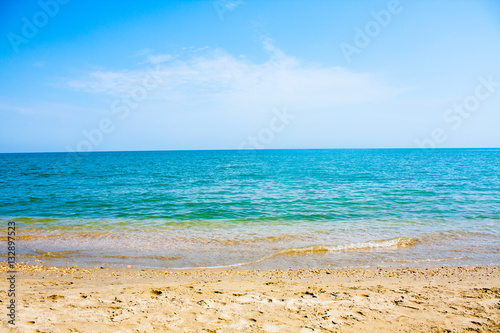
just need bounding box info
[1,263,499,332]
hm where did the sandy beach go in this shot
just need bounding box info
[1,263,499,332]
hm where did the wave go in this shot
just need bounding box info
[171,237,416,269]
[220,234,302,245]
[386,257,464,263]
[0,251,181,261]
[2,229,306,246]
[274,237,415,255]
[102,255,181,260]
[0,234,67,241]
[0,250,82,258]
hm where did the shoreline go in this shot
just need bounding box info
[1,263,499,332]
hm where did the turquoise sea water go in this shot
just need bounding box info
[1,149,499,269]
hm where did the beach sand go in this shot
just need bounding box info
[1,263,499,332]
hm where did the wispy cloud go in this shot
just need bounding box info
[66,40,402,109]
[146,54,172,64]
[32,61,46,68]
[223,0,244,11]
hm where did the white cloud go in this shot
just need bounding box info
[146,54,172,64]
[223,0,244,11]
[66,40,402,110]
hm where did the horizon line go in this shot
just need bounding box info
[1,147,499,154]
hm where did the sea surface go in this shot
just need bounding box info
[1,149,499,269]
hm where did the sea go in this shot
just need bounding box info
[0,149,499,269]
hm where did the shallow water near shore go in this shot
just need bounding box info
[1,148,499,269]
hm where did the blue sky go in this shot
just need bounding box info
[1,0,499,152]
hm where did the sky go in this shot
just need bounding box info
[0,0,499,153]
